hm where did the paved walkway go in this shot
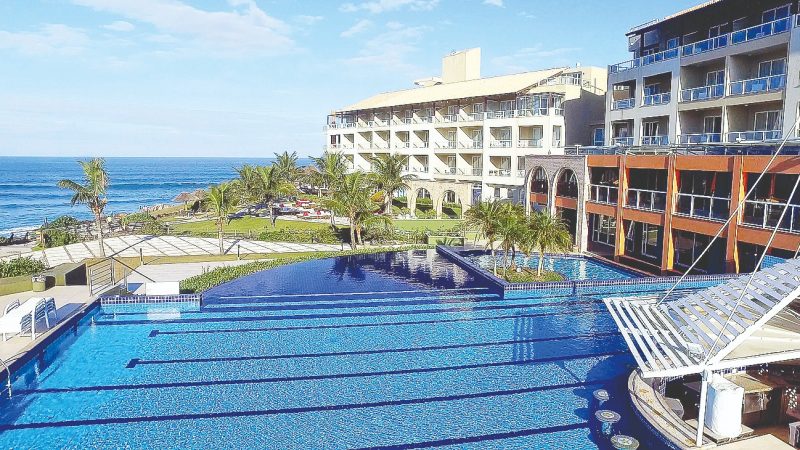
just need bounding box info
[1,235,343,265]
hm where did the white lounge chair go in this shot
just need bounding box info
[3,300,20,316]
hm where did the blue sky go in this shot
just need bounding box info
[0,0,699,158]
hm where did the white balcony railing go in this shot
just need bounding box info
[677,133,722,144]
[641,135,669,146]
[518,139,543,148]
[436,167,459,175]
[411,166,429,174]
[460,141,483,149]
[487,169,512,177]
[468,112,485,122]
[417,116,432,124]
[642,93,671,106]
[609,47,679,73]
[589,184,619,204]
[675,193,730,221]
[612,137,634,147]
[394,142,411,149]
[727,130,783,142]
[679,84,724,102]
[729,74,786,95]
[441,114,458,123]
[471,168,483,176]
[744,199,800,234]
[612,98,635,110]
[627,188,667,212]
[490,140,512,148]
[681,35,728,57]
[436,141,458,150]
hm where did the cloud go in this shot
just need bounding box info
[490,45,580,73]
[340,19,372,38]
[341,21,429,74]
[294,15,323,26]
[483,0,503,6]
[0,24,89,55]
[72,0,294,55]
[103,20,135,32]
[340,0,439,14]
[518,11,536,19]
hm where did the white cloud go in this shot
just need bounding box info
[342,21,429,74]
[72,0,294,55]
[518,11,536,19]
[340,0,439,14]
[294,15,323,26]
[483,0,503,7]
[490,45,580,74]
[0,24,89,55]
[340,19,372,38]
[103,20,135,32]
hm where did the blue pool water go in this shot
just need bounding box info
[465,252,637,281]
[0,250,709,449]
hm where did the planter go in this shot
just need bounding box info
[31,275,47,292]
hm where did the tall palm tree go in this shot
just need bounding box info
[464,200,505,276]
[57,158,109,257]
[370,153,409,215]
[310,151,348,197]
[495,204,526,275]
[323,172,374,250]
[255,165,296,224]
[529,211,573,276]
[235,164,261,214]
[207,182,237,255]
[273,150,299,182]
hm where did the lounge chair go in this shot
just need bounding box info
[3,300,20,316]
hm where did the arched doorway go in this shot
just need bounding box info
[439,190,463,219]
[555,168,578,198]
[529,167,548,212]
[415,188,433,218]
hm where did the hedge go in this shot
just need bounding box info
[258,227,340,244]
[0,256,46,279]
[180,245,434,293]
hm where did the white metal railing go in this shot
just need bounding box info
[402,117,413,124]
[486,110,514,120]
[589,184,619,204]
[468,112,485,121]
[729,74,786,95]
[627,188,667,211]
[435,167,459,175]
[436,141,458,149]
[732,16,792,44]
[727,130,783,142]
[680,84,724,102]
[411,166,429,173]
[518,139,543,148]
[743,199,800,234]
[677,133,722,144]
[417,116,432,124]
[612,98,635,110]
[442,114,458,123]
[675,193,730,221]
[552,107,564,116]
[641,135,669,146]
[681,35,728,57]
[394,142,411,148]
[642,93,670,106]
[471,168,483,176]
[609,47,679,73]
[612,137,634,146]
[488,169,512,177]
[415,142,430,149]
[490,140,512,148]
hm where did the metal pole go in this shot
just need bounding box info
[695,369,711,447]
[237,245,240,260]
[140,248,144,266]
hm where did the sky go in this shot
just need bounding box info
[0,0,700,158]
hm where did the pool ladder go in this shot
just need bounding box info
[0,357,10,398]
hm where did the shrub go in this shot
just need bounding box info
[0,257,46,278]
[400,207,410,215]
[139,221,167,235]
[42,229,79,248]
[180,245,434,293]
[416,209,436,219]
[121,212,156,226]
[258,227,339,244]
[45,216,79,229]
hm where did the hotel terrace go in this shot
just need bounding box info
[325,48,606,213]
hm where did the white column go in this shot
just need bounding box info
[695,369,711,447]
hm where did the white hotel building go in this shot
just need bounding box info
[324,48,607,214]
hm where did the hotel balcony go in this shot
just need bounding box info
[434,141,458,151]
[393,142,412,149]
[609,47,679,74]
[641,135,670,146]
[490,140,512,148]
[612,136,634,147]
[589,184,618,205]
[413,142,430,150]
[325,143,355,150]
[729,74,786,96]
[677,133,722,144]
[611,98,635,110]
[409,166,429,174]
[727,130,782,142]
[460,140,484,150]
[743,200,800,234]
[518,139,542,148]
[487,169,512,177]
[679,84,724,102]
[435,167,459,176]
[675,193,730,221]
[627,188,667,212]
[681,35,728,58]
[642,93,670,107]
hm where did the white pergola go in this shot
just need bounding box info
[604,257,800,446]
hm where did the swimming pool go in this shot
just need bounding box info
[0,250,705,448]
[462,251,637,281]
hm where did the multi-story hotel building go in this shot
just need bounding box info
[325,49,606,214]
[525,0,800,276]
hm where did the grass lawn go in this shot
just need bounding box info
[86,251,321,271]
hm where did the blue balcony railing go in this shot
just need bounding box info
[681,35,728,57]
[612,98,635,110]
[729,74,786,96]
[679,84,724,102]
[642,93,671,106]
[731,17,791,44]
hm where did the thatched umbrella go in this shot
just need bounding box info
[173,192,193,204]
[191,189,207,201]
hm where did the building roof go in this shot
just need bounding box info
[628,0,723,35]
[604,257,800,378]
[336,67,568,113]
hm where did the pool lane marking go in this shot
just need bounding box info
[147,306,614,337]
[2,378,616,431]
[216,287,490,300]
[16,351,626,395]
[128,331,622,367]
[353,422,590,449]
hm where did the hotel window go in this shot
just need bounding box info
[641,223,660,258]
[763,4,791,22]
[708,23,728,38]
[494,187,501,199]
[499,100,514,111]
[667,37,680,49]
[643,83,660,96]
[517,156,525,172]
[706,70,724,86]
[703,116,722,135]
[593,128,605,146]
[754,110,782,131]
[674,230,711,272]
[759,58,786,77]
[553,126,562,146]
[473,102,484,113]
[592,214,616,246]
[643,121,659,137]
[732,17,747,31]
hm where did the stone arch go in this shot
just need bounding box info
[405,179,473,219]
[555,168,578,199]
[527,166,549,214]
[413,188,433,217]
[437,190,463,219]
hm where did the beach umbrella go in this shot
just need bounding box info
[173,192,193,203]
[191,189,207,200]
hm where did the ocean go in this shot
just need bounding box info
[0,156,312,236]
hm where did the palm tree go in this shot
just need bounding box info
[323,172,374,250]
[207,182,237,255]
[529,211,573,276]
[273,150,299,182]
[235,164,261,214]
[495,204,526,276]
[309,151,348,197]
[255,165,296,224]
[57,158,109,256]
[370,153,409,215]
[464,200,505,276]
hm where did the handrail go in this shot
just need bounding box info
[0,357,11,398]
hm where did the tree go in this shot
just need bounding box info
[369,153,410,215]
[309,151,348,197]
[255,165,296,224]
[273,150,299,182]
[464,200,505,276]
[235,164,261,214]
[207,182,237,255]
[57,158,110,257]
[529,211,573,276]
[323,172,374,250]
